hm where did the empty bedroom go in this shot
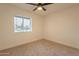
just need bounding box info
[0,3,79,56]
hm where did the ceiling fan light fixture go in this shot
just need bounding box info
[37,7,42,10]
[27,3,53,11]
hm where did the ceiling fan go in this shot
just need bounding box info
[26,3,53,11]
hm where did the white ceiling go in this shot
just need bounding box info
[11,3,79,16]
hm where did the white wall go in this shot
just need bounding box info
[0,4,43,50]
[44,6,79,49]
[0,3,79,50]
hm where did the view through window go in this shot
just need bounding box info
[14,16,32,32]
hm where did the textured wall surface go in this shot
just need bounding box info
[44,5,79,49]
[0,4,43,50]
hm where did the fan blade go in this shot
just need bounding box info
[42,7,46,11]
[33,7,38,11]
[42,3,53,6]
[26,3,38,6]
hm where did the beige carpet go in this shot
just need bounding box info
[0,39,79,56]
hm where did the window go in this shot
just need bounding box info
[14,16,32,32]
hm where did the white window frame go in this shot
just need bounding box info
[14,16,32,32]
